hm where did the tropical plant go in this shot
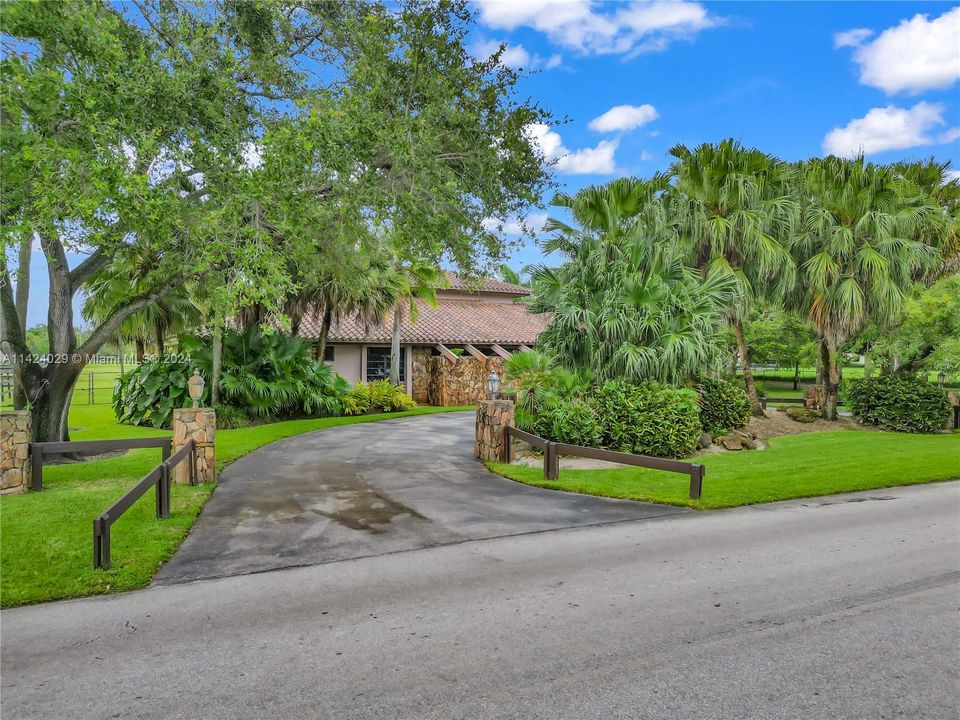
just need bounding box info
[696,377,752,436]
[587,380,702,459]
[529,179,738,385]
[112,360,195,429]
[342,380,416,415]
[789,157,943,419]
[213,404,251,430]
[667,139,797,415]
[533,397,603,448]
[842,375,949,433]
[502,349,581,427]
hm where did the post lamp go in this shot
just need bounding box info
[487,370,501,400]
[187,370,205,408]
[938,370,946,389]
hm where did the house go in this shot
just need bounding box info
[296,273,549,405]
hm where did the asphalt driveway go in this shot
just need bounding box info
[155,411,686,583]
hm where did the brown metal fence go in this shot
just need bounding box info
[504,425,705,499]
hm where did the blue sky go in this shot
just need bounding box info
[19,1,960,328]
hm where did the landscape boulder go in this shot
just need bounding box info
[785,407,820,423]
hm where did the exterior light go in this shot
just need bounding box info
[938,370,946,389]
[187,369,205,408]
[487,370,500,400]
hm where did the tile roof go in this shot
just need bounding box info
[442,272,530,296]
[300,299,550,346]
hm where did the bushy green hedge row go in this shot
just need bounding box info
[697,377,751,436]
[343,380,417,415]
[843,375,949,433]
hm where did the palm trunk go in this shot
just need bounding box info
[211,323,222,407]
[822,334,841,421]
[390,305,401,387]
[317,307,333,361]
[154,321,164,355]
[135,337,145,362]
[733,319,764,416]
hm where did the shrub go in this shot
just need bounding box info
[697,377,751,436]
[343,381,416,415]
[112,360,194,428]
[588,380,701,458]
[213,404,251,430]
[842,375,949,433]
[503,350,582,417]
[534,397,603,448]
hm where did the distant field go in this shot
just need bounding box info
[1,362,126,410]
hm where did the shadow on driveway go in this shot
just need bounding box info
[155,412,687,584]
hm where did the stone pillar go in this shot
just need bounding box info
[1,410,31,495]
[475,400,514,462]
[172,408,216,484]
[945,390,959,431]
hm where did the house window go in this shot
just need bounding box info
[323,345,335,363]
[366,347,405,382]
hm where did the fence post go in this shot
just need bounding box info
[689,464,704,499]
[93,515,111,569]
[157,464,170,519]
[503,427,513,463]
[31,445,43,492]
[88,371,93,405]
[544,441,559,480]
[93,518,102,569]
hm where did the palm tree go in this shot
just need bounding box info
[789,156,942,419]
[667,139,796,415]
[384,256,444,387]
[82,253,201,360]
[529,179,738,384]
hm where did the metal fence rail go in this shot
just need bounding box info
[504,425,704,499]
[93,439,195,569]
[30,437,171,492]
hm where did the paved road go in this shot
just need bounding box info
[3,481,958,720]
[156,412,684,583]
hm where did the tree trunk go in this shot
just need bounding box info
[12,237,32,409]
[792,362,800,391]
[22,362,81,443]
[733,319,764,416]
[317,307,333,361]
[154,321,164,355]
[135,337,146,362]
[390,305,402,387]
[211,323,223,407]
[821,336,840,421]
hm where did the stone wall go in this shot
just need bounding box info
[172,408,216,484]
[411,347,433,405]
[427,355,505,406]
[475,400,515,461]
[945,390,959,431]
[1,410,31,495]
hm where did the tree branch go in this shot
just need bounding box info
[69,247,111,288]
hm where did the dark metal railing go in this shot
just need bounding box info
[504,426,704,499]
[93,439,195,569]
[30,437,171,492]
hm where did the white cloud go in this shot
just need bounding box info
[482,212,549,235]
[472,39,562,70]
[640,151,654,161]
[474,0,715,57]
[822,102,947,157]
[848,7,960,94]
[945,170,960,185]
[524,123,618,174]
[833,27,872,48]
[588,104,659,132]
[647,130,661,137]
[938,127,960,144]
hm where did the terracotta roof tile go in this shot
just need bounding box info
[442,272,530,296]
[299,299,549,346]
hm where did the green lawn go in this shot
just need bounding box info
[1,402,471,607]
[489,430,960,510]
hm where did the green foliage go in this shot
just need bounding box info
[530,178,738,385]
[212,404,250,430]
[697,377,752,436]
[342,381,416,415]
[112,360,194,429]
[534,397,603,448]
[745,308,818,383]
[843,375,949,433]
[588,380,702,459]
[503,350,582,426]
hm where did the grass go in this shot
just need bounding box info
[0,402,471,607]
[489,430,960,510]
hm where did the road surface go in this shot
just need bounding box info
[2,481,958,719]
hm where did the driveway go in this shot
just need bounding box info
[155,412,686,583]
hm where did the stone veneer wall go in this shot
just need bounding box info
[426,355,505,406]
[411,347,433,405]
[946,390,959,430]
[172,408,216,484]
[475,400,515,461]
[1,410,31,495]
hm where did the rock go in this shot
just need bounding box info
[719,434,744,450]
[698,432,712,449]
[742,438,757,450]
[785,407,821,423]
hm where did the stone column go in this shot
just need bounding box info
[945,390,959,431]
[172,408,216,484]
[475,400,514,462]
[1,410,31,495]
